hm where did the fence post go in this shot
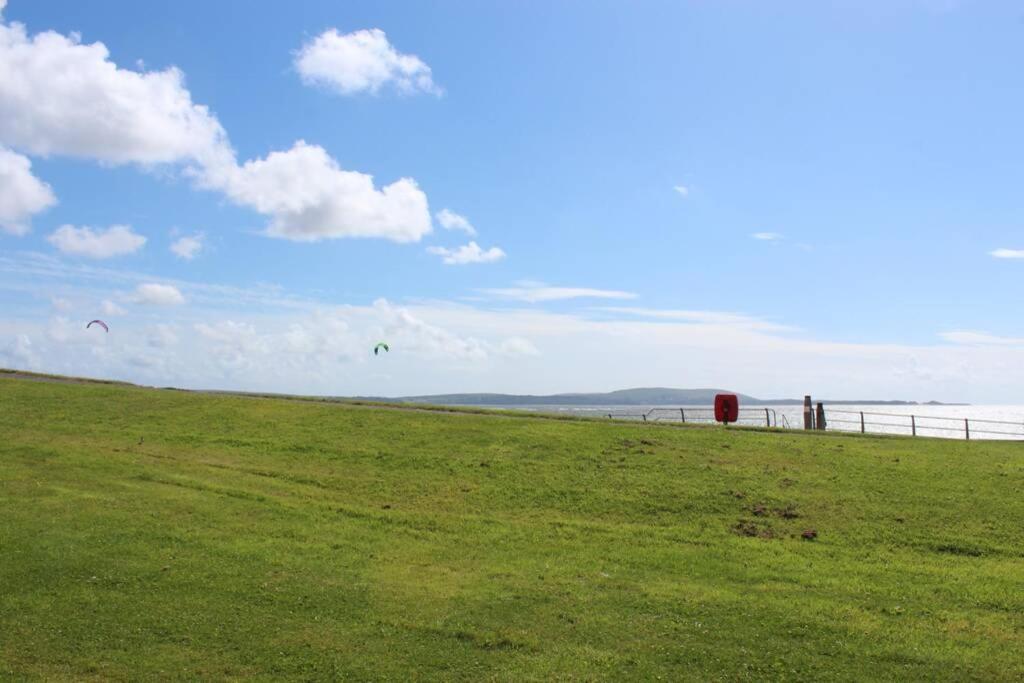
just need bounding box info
[680,408,685,423]
[965,418,970,440]
[815,402,827,430]
[642,413,647,422]
[803,396,813,430]
[911,415,916,437]
[860,411,865,433]
[765,408,770,427]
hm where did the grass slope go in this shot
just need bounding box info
[1,376,1023,681]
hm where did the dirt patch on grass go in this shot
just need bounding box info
[734,519,776,539]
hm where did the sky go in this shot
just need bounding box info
[1,0,1023,402]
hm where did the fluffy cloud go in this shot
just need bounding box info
[295,28,439,96]
[0,18,432,245]
[370,299,490,361]
[170,233,204,260]
[206,141,431,242]
[0,147,55,235]
[0,20,231,168]
[427,241,505,265]
[482,281,637,303]
[47,224,146,259]
[990,248,1024,259]
[132,283,185,306]
[436,209,476,236]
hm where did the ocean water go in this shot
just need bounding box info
[504,404,1024,441]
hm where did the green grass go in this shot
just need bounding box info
[2,377,1023,681]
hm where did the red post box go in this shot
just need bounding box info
[715,394,739,424]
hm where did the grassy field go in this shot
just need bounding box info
[1,376,1023,680]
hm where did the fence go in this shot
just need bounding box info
[605,407,780,428]
[823,408,1024,441]
[600,403,1023,441]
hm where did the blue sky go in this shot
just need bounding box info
[1,0,1023,401]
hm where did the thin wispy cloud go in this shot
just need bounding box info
[435,209,476,236]
[595,307,794,332]
[990,248,1024,259]
[482,281,637,303]
[940,330,1024,346]
[673,185,689,197]
[752,232,783,241]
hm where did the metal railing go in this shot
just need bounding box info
[600,402,1024,441]
[606,407,778,428]
[824,408,1024,441]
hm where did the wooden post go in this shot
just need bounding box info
[965,419,970,441]
[860,411,865,433]
[815,402,826,430]
[911,415,916,437]
[680,408,685,423]
[765,408,771,427]
[803,396,813,430]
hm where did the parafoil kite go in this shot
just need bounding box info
[374,342,389,356]
[86,320,109,332]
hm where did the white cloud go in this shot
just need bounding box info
[990,248,1024,259]
[596,307,792,332]
[51,296,72,312]
[482,281,637,303]
[436,209,476,236]
[0,20,231,168]
[101,299,126,316]
[47,224,146,259]
[940,330,1024,346]
[206,141,431,243]
[0,19,434,246]
[0,1,7,16]
[371,299,490,361]
[5,258,1024,402]
[132,283,184,306]
[752,232,783,241]
[147,323,179,348]
[294,28,439,96]
[0,147,55,235]
[427,241,505,265]
[673,185,689,197]
[170,233,204,260]
[499,337,540,356]
[0,333,38,368]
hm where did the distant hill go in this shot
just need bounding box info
[394,387,757,406]
[387,387,960,407]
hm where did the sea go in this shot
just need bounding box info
[499,403,1024,441]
